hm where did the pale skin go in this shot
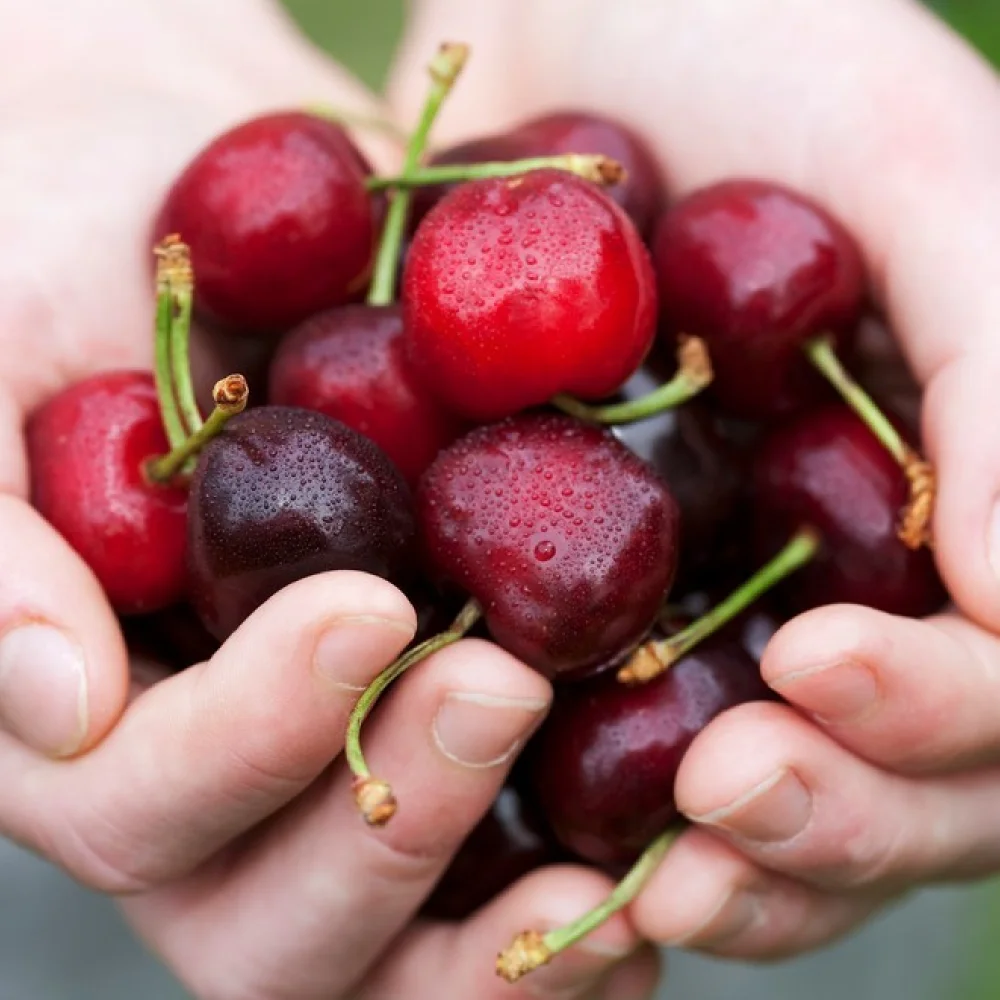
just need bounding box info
[1,0,999,996]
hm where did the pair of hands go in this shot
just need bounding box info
[4,0,1000,997]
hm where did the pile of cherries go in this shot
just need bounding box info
[26,43,945,983]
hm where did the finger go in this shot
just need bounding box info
[8,571,415,892]
[127,638,551,1000]
[630,826,886,961]
[356,865,650,1000]
[674,701,1000,891]
[761,603,1000,774]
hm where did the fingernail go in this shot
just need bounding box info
[688,768,812,844]
[0,622,88,757]
[432,691,548,768]
[770,659,879,724]
[673,886,763,947]
[989,499,1000,582]
[313,615,415,691]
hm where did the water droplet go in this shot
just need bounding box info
[534,540,556,562]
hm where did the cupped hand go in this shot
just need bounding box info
[395,0,1000,964]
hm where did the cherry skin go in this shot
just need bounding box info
[531,633,771,867]
[753,404,946,617]
[154,111,375,335]
[417,413,680,680]
[402,169,658,422]
[652,179,865,419]
[268,304,466,487]
[27,371,188,615]
[188,406,416,641]
[421,783,560,921]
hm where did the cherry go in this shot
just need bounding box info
[123,602,221,673]
[652,179,865,419]
[154,112,375,335]
[268,304,466,487]
[753,404,946,617]
[187,406,416,641]
[416,413,680,680]
[27,371,188,615]
[422,782,560,921]
[531,632,771,866]
[402,168,657,421]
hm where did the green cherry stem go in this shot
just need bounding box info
[803,335,935,550]
[367,42,469,307]
[145,375,248,484]
[496,825,685,983]
[152,238,190,451]
[168,268,202,436]
[366,153,626,192]
[618,527,822,685]
[553,336,713,424]
[347,598,482,826]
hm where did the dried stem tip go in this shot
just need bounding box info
[212,374,249,413]
[353,777,397,827]
[898,449,935,550]
[496,930,552,983]
[430,42,470,86]
[677,334,713,390]
[154,233,193,287]
[570,154,626,186]
[617,641,675,685]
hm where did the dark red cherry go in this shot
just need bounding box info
[532,633,771,866]
[421,783,560,921]
[653,179,865,419]
[188,407,416,641]
[753,404,946,617]
[154,112,375,335]
[403,169,657,422]
[417,414,680,680]
[27,371,187,615]
[268,304,466,487]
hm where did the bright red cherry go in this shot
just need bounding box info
[27,371,187,615]
[417,414,680,680]
[653,179,865,419]
[154,112,375,335]
[753,404,946,617]
[268,304,466,487]
[532,633,771,866]
[403,169,657,422]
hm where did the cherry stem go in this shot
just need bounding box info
[145,375,248,484]
[152,238,190,451]
[366,42,469,307]
[496,825,685,983]
[618,527,821,685]
[803,335,935,550]
[553,336,713,424]
[306,104,410,145]
[366,153,626,192]
[346,598,482,826]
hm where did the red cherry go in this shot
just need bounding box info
[154,112,375,335]
[417,413,679,680]
[403,169,657,422]
[531,633,771,866]
[27,371,188,615]
[268,304,466,487]
[653,179,865,419]
[753,404,946,617]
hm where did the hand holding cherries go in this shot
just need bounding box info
[25,38,946,988]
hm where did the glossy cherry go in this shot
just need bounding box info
[422,783,560,921]
[653,179,865,419]
[27,371,187,615]
[188,406,416,641]
[268,304,466,487]
[753,404,946,617]
[154,112,375,335]
[532,633,771,866]
[402,169,657,421]
[417,413,680,680]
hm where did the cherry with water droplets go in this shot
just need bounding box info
[187,406,416,641]
[753,404,946,617]
[28,371,188,615]
[417,413,680,680]
[154,112,375,335]
[403,169,657,422]
[268,304,466,487]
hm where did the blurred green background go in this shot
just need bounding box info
[277,1,1000,997]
